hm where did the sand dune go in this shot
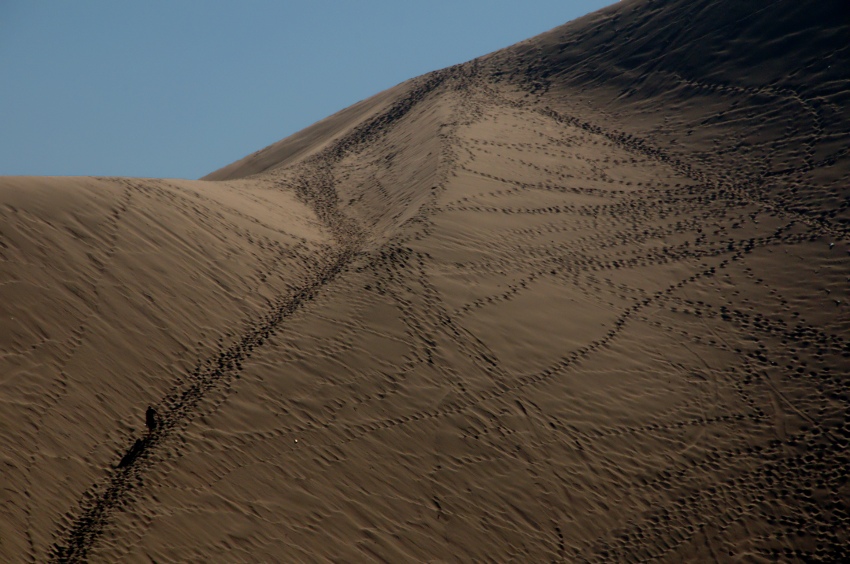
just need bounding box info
[2,0,849,561]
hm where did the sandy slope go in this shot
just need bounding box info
[2,0,849,561]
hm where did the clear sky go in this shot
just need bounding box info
[1,1,615,179]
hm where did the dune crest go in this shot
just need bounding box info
[2,0,849,561]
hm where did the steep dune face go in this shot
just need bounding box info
[487,0,850,225]
[2,0,849,561]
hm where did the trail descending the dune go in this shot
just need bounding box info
[2,1,848,561]
[49,69,457,562]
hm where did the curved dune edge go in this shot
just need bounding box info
[2,0,849,561]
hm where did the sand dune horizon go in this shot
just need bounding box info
[2,0,849,561]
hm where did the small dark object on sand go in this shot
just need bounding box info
[146,405,158,434]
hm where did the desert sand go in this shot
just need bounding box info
[2,0,849,561]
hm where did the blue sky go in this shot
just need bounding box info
[1,1,615,179]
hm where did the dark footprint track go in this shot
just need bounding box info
[49,244,357,562]
[47,62,455,563]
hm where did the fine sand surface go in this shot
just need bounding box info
[2,0,849,561]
